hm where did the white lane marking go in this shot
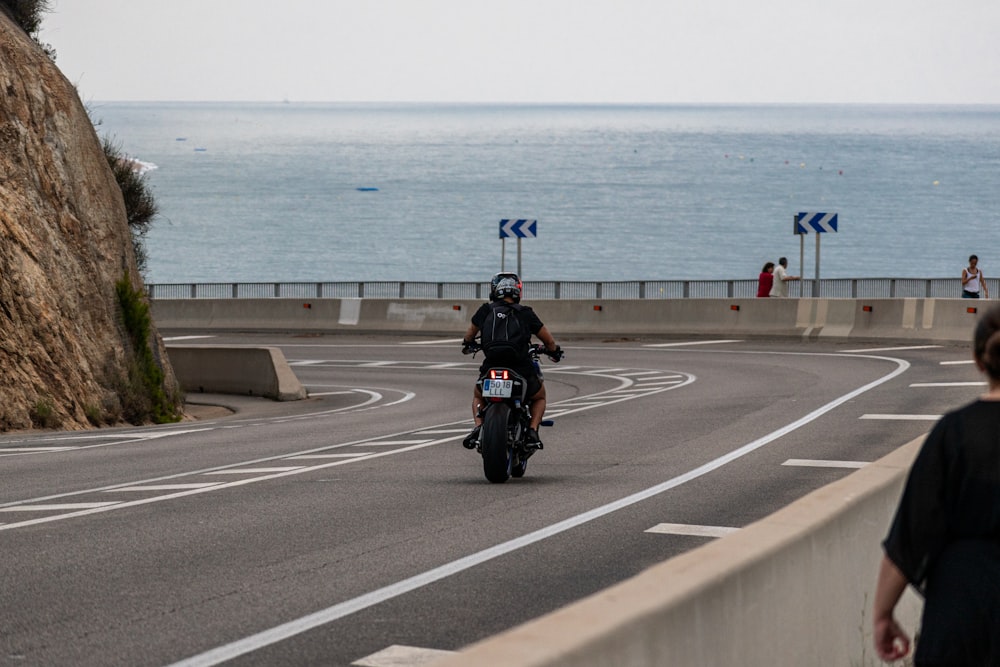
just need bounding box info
[0,435,462,531]
[357,440,432,447]
[413,428,469,435]
[940,359,975,365]
[402,338,464,345]
[841,344,941,353]
[352,644,456,665]
[0,365,682,526]
[285,454,373,459]
[860,413,940,421]
[107,484,222,492]
[288,360,327,366]
[361,361,396,367]
[644,340,742,347]
[617,370,665,377]
[165,354,909,667]
[0,447,77,453]
[910,381,987,387]
[306,391,360,397]
[204,467,306,475]
[644,523,739,538]
[0,502,121,511]
[782,459,868,469]
[163,335,216,341]
[423,362,466,369]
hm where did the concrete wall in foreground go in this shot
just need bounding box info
[431,438,925,667]
[151,297,987,342]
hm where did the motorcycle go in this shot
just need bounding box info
[463,342,560,483]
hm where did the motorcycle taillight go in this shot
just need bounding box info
[489,369,509,380]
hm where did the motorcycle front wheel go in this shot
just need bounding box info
[481,403,512,483]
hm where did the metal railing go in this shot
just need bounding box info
[146,278,998,300]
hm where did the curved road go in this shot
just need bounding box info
[0,333,983,666]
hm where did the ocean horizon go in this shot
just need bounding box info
[90,102,1000,284]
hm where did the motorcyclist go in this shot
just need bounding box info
[461,273,562,450]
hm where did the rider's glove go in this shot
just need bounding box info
[546,345,564,363]
[461,340,476,355]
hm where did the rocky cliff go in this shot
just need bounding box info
[0,13,178,430]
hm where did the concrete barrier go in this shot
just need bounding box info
[166,345,307,401]
[430,437,925,667]
[151,297,986,343]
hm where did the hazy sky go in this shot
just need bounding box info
[39,0,1000,104]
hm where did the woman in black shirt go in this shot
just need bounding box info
[874,304,1000,664]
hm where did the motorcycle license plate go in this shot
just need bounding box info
[483,379,513,398]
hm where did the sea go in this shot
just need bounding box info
[88,102,1000,284]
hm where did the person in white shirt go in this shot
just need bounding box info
[962,255,989,299]
[769,257,800,297]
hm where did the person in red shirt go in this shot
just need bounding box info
[757,262,775,297]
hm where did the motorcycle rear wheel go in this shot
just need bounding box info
[481,403,512,483]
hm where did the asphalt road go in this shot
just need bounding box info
[0,332,985,667]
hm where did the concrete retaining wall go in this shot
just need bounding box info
[166,345,307,401]
[431,438,925,667]
[151,297,987,342]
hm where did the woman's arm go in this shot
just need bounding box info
[872,554,911,661]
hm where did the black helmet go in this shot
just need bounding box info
[490,272,522,302]
[494,277,521,303]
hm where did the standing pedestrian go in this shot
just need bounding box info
[757,262,775,297]
[873,304,1000,664]
[962,254,989,299]
[769,257,800,297]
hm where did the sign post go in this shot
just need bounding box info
[793,212,838,297]
[499,219,538,277]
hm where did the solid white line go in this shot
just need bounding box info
[910,381,986,387]
[106,484,221,492]
[860,414,940,421]
[841,345,940,353]
[0,502,120,511]
[163,335,216,341]
[353,644,456,666]
[940,359,975,365]
[165,354,909,667]
[782,459,868,469]
[401,338,464,345]
[644,523,739,538]
[644,340,742,348]
[287,360,327,366]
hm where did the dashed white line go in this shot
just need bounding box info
[783,459,867,469]
[358,440,432,447]
[0,502,121,512]
[860,414,940,421]
[940,359,975,365]
[841,344,940,353]
[204,467,306,475]
[644,340,742,348]
[107,484,221,492]
[910,382,986,387]
[352,644,456,666]
[285,454,373,460]
[644,523,739,538]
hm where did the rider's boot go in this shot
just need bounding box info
[525,427,543,451]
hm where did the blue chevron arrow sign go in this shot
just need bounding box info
[499,219,538,239]
[795,212,838,234]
